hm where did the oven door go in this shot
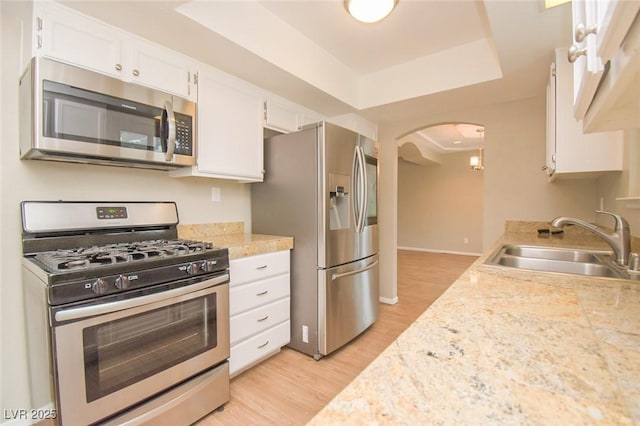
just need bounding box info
[51,274,229,426]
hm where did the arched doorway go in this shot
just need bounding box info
[396,122,485,255]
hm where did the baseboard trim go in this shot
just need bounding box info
[397,246,482,257]
[379,296,398,305]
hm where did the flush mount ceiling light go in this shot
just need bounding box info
[344,0,399,23]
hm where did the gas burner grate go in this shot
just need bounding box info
[34,239,216,272]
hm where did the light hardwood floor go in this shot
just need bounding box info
[197,250,477,426]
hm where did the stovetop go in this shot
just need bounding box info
[21,201,231,306]
[24,238,229,306]
[33,239,215,274]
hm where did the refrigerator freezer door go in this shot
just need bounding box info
[318,254,379,356]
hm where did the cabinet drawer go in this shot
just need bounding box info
[229,274,290,315]
[230,320,290,377]
[229,250,290,287]
[230,298,290,345]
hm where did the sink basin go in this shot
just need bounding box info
[500,245,604,263]
[485,244,628,279]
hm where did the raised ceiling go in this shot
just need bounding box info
[256,1,491,74]
[60,0,572,125]
[398,122,485,165]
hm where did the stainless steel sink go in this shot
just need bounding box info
[485,244,628,279]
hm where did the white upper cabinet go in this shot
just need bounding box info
[171,68,265,182]
[546,48,623,181]
[569,0,640,131]
[326,113,378,141]
[264,99,301,133]
[263,97,325,134]
[570,0,604,120]
[32,1,196,100]
[36,2,125,78]
[127,38,196,100]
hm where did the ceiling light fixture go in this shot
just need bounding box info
[344,0,398,24]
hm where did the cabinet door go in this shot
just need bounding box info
[229,251,290,287]
[551,48,623,177]
[596,0,640,63]
[196,73,264,181]
[230,298,290,345]
[229,321,290,378]
[129,38,195,100]
[571,0,604,120]
[38,3,125,78]
[264,99,300,133]
[545,63,556,177]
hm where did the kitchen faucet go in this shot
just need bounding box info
[551,210,631,267]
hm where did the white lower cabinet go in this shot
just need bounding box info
[229,250,291,377]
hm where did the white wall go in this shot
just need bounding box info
[1,3,252,415]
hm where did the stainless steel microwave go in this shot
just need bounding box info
[19,57,196,170]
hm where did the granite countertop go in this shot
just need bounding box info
[177,222,293,259]
[309,222,640,425]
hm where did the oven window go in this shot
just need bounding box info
[83,294,217,402]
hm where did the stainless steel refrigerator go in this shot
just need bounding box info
[251,121,379,359]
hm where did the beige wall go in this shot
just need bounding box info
[597,129,640,231]
[1,5,252,414]
[398,152,483,254]
[380,95,600,254]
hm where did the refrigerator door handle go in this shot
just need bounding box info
[353,146,366,232]
[331,259,379,281]
[358,146,368,232]
[351,146,362,231]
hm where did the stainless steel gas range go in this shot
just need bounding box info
[21,201,230,426]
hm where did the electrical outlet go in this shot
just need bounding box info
[463,237,469,244]
[302,325,309,343]
[211,187,221,202]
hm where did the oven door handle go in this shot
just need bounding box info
[55,274,229,323]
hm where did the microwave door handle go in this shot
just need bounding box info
[164,100,176,161]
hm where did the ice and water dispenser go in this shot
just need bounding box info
[329,174,350,230]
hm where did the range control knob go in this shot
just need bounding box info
[186,262,200,275]
[114,275,130,290]
[91,278,108,295]
[201,260,218,272]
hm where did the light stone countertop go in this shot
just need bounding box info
[309,223,640,425]
[177,222,293,259]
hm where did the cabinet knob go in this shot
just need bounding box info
[132,69,140,77]
[575,23,597,43]
[567,45,587,63]
[115,63,122,71]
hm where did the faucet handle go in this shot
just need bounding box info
[595,210,629,231]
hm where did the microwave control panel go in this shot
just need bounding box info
[174,113,193,156]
